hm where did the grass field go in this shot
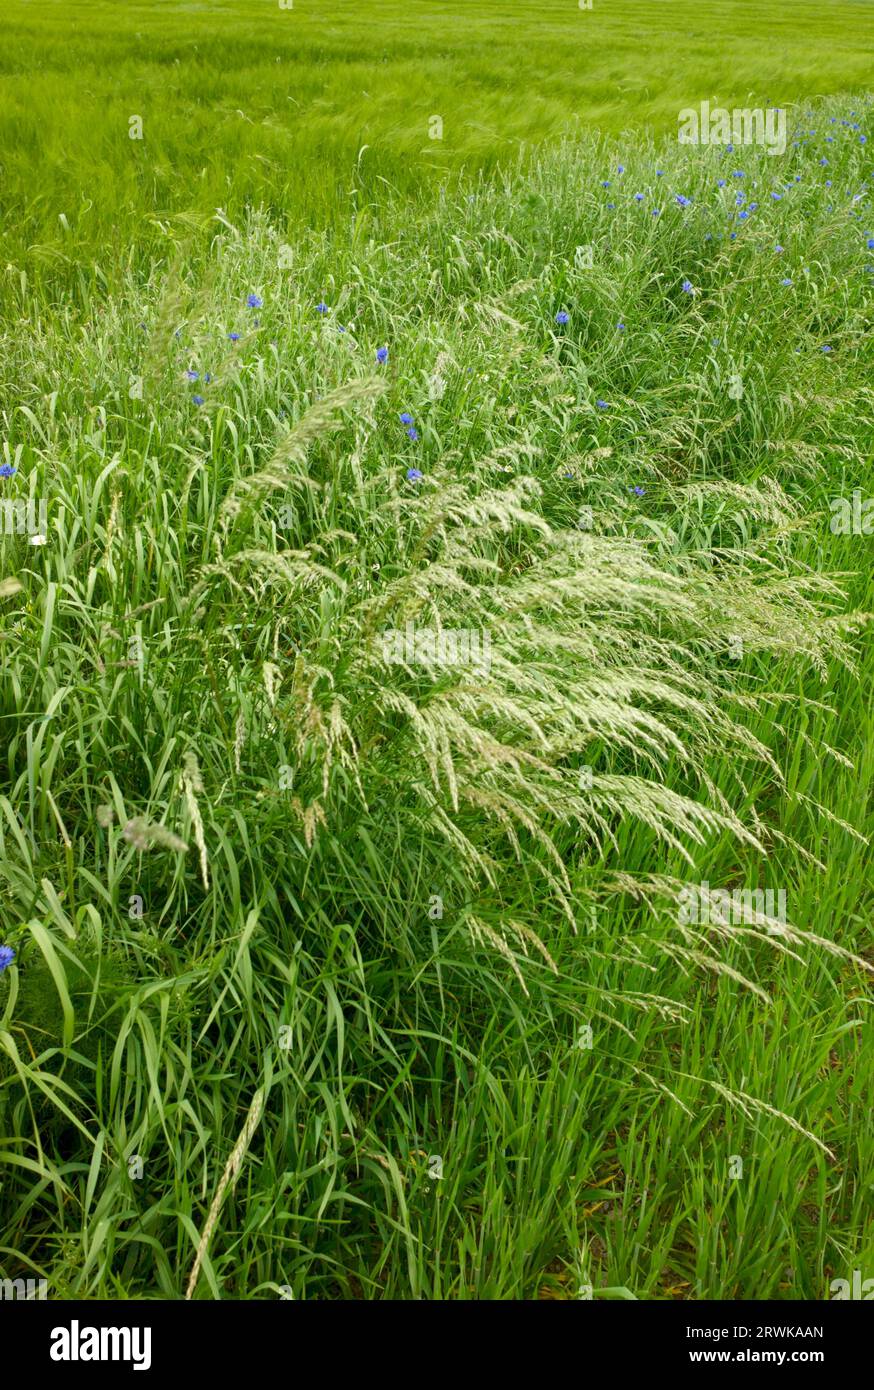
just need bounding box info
[1,0,873,300]
[0,1,872,1302]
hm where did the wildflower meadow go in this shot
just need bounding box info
[0,0,872,1337]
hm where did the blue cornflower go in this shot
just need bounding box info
[732,170,744,178]
[399,412,414,425]
[193,395,204,406]
[406,467,423,482]
[781,278,793,286]
[602,181,610,188]
[0,945,14,972]
[775,245,784,252]
[606,203,615,209]
[771,192,782,200]
[617,164,625,173]
[634,192,644,202]
[0,464,17,478]
[316,302,329,314]
[629,486,646,497]
[656,170,665,177]
[652,208,660,216]
[406,427,419,441]
[617,322,626,332]
[228,332,240,341]
[867,238,874,249]
[555,310,569,325]
[681,280,694,294]
[717,179,726,188]
[821,345,833,353]
[186,370,199,381]
[596,399,609,410]
[204,373,212,384]
[675,194,691,207]
[376,346,389,364]
[819,158,828,166]
[247,294,262,308]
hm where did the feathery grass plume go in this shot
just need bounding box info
[122,816,189,855]
[181,752,209,891]
[218,376,387,532]
[233,711,246,773]
[185,1085,265,1300]
[140,252,191,394]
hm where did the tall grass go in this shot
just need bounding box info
[1,97,872,1298]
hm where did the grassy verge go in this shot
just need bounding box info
[1,95,872,1299]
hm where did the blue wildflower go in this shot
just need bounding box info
[376,346,389,364]
[717,179,726,188]
[555,311,569,325]
[596,399,609,410]
[247,294,262,308]
[675,194,691,207]
[193,395,204,406]
[399,413,414,425]
[407,427,419,441]
[0,945,14,972]
[781,278,793,286]
[820,345,833,353]
[867,238,874,249]
[634,192,644,202]
[316,302,329,314]
[186,370,199,381]
[228,332,241,341]
[0,464,17,478]
[629,486,646,497]
[406,468,423,482]
[681,280,694,294]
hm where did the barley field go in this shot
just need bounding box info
[0,0,872,1305]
